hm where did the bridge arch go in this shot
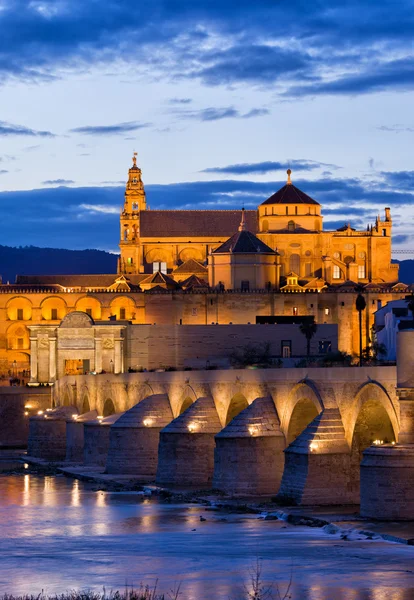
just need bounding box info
[103,398,116,417]
[178,385,197,415]
[349,381,398,450]
[225,392,249,425]
[81,392,91,414]
[282,380,324,444]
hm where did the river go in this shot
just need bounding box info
[1,471,414,599]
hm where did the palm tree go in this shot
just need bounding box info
[299,320,318,359]
[405,293,414,324]
[356,293,367,366]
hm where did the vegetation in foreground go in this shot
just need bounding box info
[0,565,293,600]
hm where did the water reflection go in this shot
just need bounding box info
[0,473,413,599]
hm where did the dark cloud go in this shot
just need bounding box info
[202,159,339,175]
[173,106,269,122]
[0,170,8,175]
[0,121,55,137]
[42,179,75,185]
[0,1,411,96]
[286,57,414,97]
[394,234,410,245]
[381,171,414,190]
[70,121,151,135]
[194,44,310,86]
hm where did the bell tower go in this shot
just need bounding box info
[118,153,146,274]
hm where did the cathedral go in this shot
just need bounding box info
[119,154,397,289]
[0,155,409,376]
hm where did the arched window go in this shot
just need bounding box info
[289,253,300,274]
[132,202,138,210]
[288,220,295,232]
[333,265,341,279]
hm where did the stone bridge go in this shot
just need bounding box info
[48,365,399,505]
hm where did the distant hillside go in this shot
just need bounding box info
[394,260,414,285]
[0,246,118,283]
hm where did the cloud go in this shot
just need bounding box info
[377,125,414,133]
[168,98,192,104]
[202,159,340,175]
[173,106,269,122]
[0,121,55,137]
[381,171,414,190]
[42,179,75,185]
[285,57,414,97]
[0,170,8,175]
[70,121,151,135]
[393,234,410,245]
[0,0,412,98]
[79,203,119,214]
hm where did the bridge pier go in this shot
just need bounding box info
[156,397,222,488]
[28,406,78,461]
[277,408,354,505]
[213,396,285,496]
[105,394,173,479]
[83,414,123,467]
[65,410,98,463]
[361,329,414,519]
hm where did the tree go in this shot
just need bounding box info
[405,293,414,323]
[356,293,367,366]
[299,320,318,358]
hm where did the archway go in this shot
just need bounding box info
[63,389,71,406]
[40,297,67,321]
[75,296,102,321]
[180,396,193,414]
[287,398,319,444]
[81,395,91,414]
[226,393,248,425]
[349,383,397,490]
[103,398,115,417]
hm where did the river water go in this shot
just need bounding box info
[1,472,414,600]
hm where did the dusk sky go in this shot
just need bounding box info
[0,0,413,253]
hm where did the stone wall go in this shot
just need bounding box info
[0,387,51,447]
[128,323,338,370]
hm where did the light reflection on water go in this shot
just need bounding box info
[0,474,413,600]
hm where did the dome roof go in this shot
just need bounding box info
[213,229,276,254]
[261,183,319,206]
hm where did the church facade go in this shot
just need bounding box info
[0,155,409,376]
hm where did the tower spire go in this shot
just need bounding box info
[238,207,247,232]
[286,168,292,185]
[132,151,138,167]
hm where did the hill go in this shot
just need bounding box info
[0,246,118,283]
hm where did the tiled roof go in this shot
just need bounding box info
[261,183,319,206]
[213,230,276,254]
[180,275,209,289]
[172,259,207,275]
[140,210,257,237]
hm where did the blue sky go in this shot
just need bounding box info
[0,0,413,253]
